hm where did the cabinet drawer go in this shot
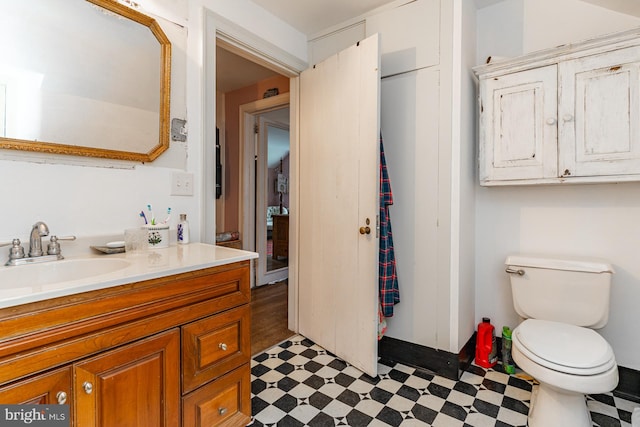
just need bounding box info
[182,305,250,393]
[182,364,251,427]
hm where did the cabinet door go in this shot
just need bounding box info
[559,46,640,177]
[74,329,180,427]
[0,367,72,422]
[479,65,558,183]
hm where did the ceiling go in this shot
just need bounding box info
[250,0,397,36]
[217,0,640,94]
[252,0,640,37]
[216,46,279,93]
[581,0,640,17]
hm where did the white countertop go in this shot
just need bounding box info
[0,243,258,309]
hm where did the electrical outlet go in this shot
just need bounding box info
[171,172,194,196]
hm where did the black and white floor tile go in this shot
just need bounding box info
[251,335,637,426]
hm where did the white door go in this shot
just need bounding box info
[298,34,380,377]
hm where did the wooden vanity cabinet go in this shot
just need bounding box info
[0,260,251,427]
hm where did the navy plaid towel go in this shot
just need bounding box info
[379,136,399,317]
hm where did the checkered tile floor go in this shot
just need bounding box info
[251,335,637,426]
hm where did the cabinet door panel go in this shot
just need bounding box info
[560,46,640,177]
[479,65,558,182]
[74,329,180,427]
[0,367,72,413]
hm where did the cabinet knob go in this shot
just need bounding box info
[218,343,228,351]
[545,118,557,125]
[83,381,94,395]
[563,114,574,122]
[218,407,228,416]
[56,391,67,404]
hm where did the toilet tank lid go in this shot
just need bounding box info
[505,254,614,273]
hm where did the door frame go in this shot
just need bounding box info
[203,9,303,332]
[257,115,290,286]
[239,96,290,287]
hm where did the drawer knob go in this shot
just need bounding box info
[83,381,94,395]
[56,391,67,404]
[218,343,228,351]
[219,407,228,416]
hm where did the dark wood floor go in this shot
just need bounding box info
[250,280,295,355]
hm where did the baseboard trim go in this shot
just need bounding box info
[379,334,640,403]
[378,334,476,381]
[615,365,640,403]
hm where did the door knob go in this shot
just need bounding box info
[359,218,371,235]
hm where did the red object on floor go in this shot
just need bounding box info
[476,317,498,368]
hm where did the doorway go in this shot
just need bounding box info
[214,40,295,350]
[255,109,290,287]
[206,12,381,374]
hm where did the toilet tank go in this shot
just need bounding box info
[505,255,614,329]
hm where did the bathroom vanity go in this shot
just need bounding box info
[0,244,256,426]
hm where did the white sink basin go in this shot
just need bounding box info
[0,258,131,288]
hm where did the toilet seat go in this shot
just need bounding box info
[514,319,615,376]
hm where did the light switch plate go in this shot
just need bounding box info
[171,172,193,196]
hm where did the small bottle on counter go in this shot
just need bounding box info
[177,214,190,244]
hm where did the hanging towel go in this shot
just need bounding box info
[379,135,399,318]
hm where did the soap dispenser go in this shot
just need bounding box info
[178,214,190,244]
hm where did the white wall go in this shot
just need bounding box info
[476,0,640,370]
[0,0,306,255]
[476,0,523,65]
[0,2,192,247]
[452,0,477,354]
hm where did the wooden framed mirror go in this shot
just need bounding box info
[0,0,171,162]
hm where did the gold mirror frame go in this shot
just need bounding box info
[0,0,171,162]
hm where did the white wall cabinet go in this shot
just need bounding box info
[475,28,640,185]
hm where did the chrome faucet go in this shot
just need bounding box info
[3,222,76,266]
[29,221,50,257]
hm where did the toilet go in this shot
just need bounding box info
[505,254,618,427]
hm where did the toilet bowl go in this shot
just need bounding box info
[505,255,618,427]
[512,319,618,427]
